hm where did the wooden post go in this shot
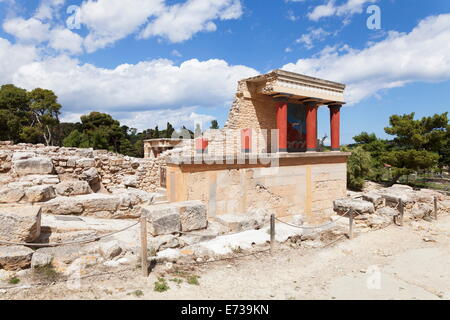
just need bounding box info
[399,199,404,226]
[140,216,149,277]
[270,214,275,255]
[434,196,438,220]
[348,210,354,240]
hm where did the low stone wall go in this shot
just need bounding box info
[0,142,165,193]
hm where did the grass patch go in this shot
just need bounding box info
[169,278,183,284]
[33,265,61,283]
[8,277,20,285]
[187,275,200,286]
[231,246,243,254]
[154,277,170,292]
[132,290,144,297]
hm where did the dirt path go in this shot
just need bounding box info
[2,215,449,300]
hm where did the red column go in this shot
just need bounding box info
[305,103,318,152]
[276,101,288,152]
[241,128,252,153]
[195,138,208,153]
[329,104,341,151]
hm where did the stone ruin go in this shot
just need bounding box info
[1,69,450,282]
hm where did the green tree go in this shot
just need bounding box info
[346,146,372,190]
[0,84,30,142]
[381,112,447,184]
[210,120,219,129]
[21,88,61,145]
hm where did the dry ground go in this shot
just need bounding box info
[1,214,449,300]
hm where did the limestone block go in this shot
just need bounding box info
[177,200,207,232]
[12,152,36,161]
[31,252,53,268]
[141,204,181,236]
[362,192,386,209]
[41,196,84,215]
[13,157,54,175]
[80,194,121,213]
[25,185,56,202]
[376,206,398,217]
[0,246,34,271]
[80,167,99,182]
[333,198,375,215]
[215,214,260,232]
[122,175,138,187]
[0,206,41,242]
[99,240,122,259]
[411,203,433,219]
[76,158,96,168]
[55,180,92,196]
[0,186,25,203]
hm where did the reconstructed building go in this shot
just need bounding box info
[143,138,184,158]
[166,70,350,222]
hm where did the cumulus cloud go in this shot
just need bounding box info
[283,14,450,104]
[3,17,50,43]
[139,0,243,43]
[308,0,377,21]
[3,0,244,54]
[80,0,165,52]
[12,57,257,112]
[296,28,331,49]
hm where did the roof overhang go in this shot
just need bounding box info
[245,69,346,105]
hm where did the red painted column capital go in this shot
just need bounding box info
[328,104,342,151]
[276,100,288,152]
[305,102,319,152]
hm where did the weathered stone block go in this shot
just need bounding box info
[333,198,375,215]
[25,185,56,202]
[141,204,181,236]
[76,158,96,168]
[79,194,121,213]
[0,206,41,242]
[177,200,207,232]
[362,192,385,209]
[215,214,260,232]
[0,246,34,270]
[14,157,54,175]
[31,252,53,269]
[41,196,84,215]
[55,180,92,196]
[122,175,138,187]
[0,187,25,203]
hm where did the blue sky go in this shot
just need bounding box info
[0,0,449,144]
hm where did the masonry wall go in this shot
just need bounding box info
[166,155,348,222]
[0,142,166,192]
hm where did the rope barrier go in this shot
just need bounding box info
[274,209,352,230]
[0,221,140,247]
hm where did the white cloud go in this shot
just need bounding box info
[49,28,83,54]
[8,52,257,115]
[140,0,243,43]
[171,49,182,57]
[0,38,37,84]
[296,28,331,49]
[308,0,377,21]
[3,17,50,43]
[283,14,450,104]
[80,0,164,53]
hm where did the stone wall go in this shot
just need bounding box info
[166,154,348,223]
[0,142,167,193]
